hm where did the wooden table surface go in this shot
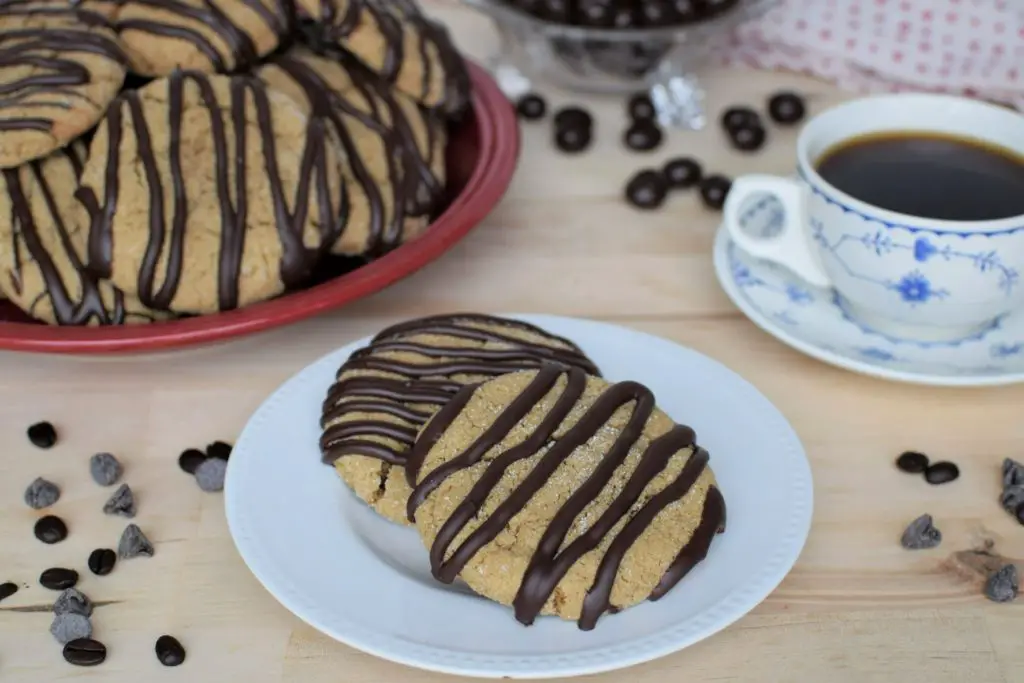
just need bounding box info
[2,4,1023,682]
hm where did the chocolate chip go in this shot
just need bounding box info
[206,440,232,460]
[720,106,759,133]
[40,568,79,591]
[627,93,655,120]
[27,421,57,449]
[23,477,60,509]
[895,450,929,473]
[89,452,122,487]
[118,523,154,559]
[51,614,93,645]
[623,121,663,152]
[1000,485,1024,516]
[554,125,591,153]
[699,174,732,210]
[0,582,17,602]
[983,564,1019,603]
[924,461,960,485]
[625,169,668,210]
[1003,457,1024,487]
[195,457,228,492]
[155,635,186,667]
[767,91,806,125]
[35,515,67,544]
[663,157,702,189]
[53,588,92,617]
[62,638,106,666]
[900,514,942,550]
[516,93,546,120]
[729,124,766,152]
[178,448,207,474]
[102,483,136,518]
[87,548,116,576]
[553,106,592,131]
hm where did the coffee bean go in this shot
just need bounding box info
[924,461,960,485]
[0,581,17,602]
[51,613,93,645]
[87,548,116,576]
[623,121,663,152]
[23,477,60,509]
[40,568,79,591]
[89,452,122,487]
[206,440,233,460]
[118,523,154,559]
[155,635,186,667]
[625,169,668,210]
[178,448,206,474]
[729,124,766,152]
[195,457,228,492]
[516,93,546,120]
[62,638,106,666]
[896,451,929,473]
[27,421,57,449]
[1003,457,1024,487]
[553,106,592,131]
[53,588,92,617]
[767,91,806,125]
[720,106,759,133]
[699,174,732,210]
[662,157,702,189]
[35,515,67,544]
[627,93,655,121]
[102,483,137,518]
[554,125,592,153]
[983,564,1018,603]
[899,514,942,550]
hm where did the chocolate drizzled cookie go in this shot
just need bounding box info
[407,367,726,630]
[320,314,601,525]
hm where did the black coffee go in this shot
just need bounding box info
[816,132,1024,221]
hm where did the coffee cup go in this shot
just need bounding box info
[723,93,1024,343]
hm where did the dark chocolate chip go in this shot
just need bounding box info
[87,548,116,576]
[623,121,663,152]
[699,174,732,210]
[102,484,137,518]
[539,0,571,22]
[553,106,592,131]
[611,3,639,27]
[924,461,960,485]
[670,0,699,21]
[51,613,92,645]
[767,91,806,125]
[195,457,228,492]
[178,448,206,474]
[1017,502,1024,526]
[206,441,233,460]
[1003,457,1024,487]
[63,638,106,667]
[27,421,57,449]
[639,0,673,26]
[89,453,123,487]
[899,514,942,550]
[983,564,1018,603]
[35,515,68,544]
[555,125,592,153]
[0,581,17,602]
[729,124,766,152]
[24,477,60,509]
[896,451,929,473]
[1000,485,1024,517]
[720,106,760,133]
[516,93,547,120]
[40,568,79,591]
[662,157,702,189]
[53,588,92,617]
[627,93,655,121]
[155,635,186,667]
[118,523,154,559]
[578,0,615,26]
[625,169,668,210]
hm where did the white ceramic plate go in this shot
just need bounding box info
[224,315,813,679]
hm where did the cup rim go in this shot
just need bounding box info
[795,92,1024,235]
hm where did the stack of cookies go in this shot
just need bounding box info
[320,313,727,630]
[0,0,470,325]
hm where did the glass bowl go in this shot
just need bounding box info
[463,0,779,129]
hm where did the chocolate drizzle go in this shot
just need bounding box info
[405,366,726,631]
[78,69,341,311]
[319,314,600,466]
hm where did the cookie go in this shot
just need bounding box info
[75,69,347,314]
[320,314,601,525]
[0,142,166,325]
[295,0,471,117]
[0,3,128,168]
[108,0,291,77]
[406,367,726,630]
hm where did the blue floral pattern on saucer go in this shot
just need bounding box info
[713,226,1024,386]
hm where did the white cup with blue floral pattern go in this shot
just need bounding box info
[723,93,1024,343]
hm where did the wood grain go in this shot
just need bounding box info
[1,3,1022,682]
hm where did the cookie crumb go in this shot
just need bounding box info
[117,523,154,559]
[900,514,942,550]
[50,613,92,645]
[89,453,123,487]
[53,588,92,617]
[983,564,1019,603]
[24,477,60,509]
[102,484,136,518]
[195,457,227,492]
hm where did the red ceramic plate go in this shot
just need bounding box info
[0,61,519,354]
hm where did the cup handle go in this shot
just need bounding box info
[722,175,832,288]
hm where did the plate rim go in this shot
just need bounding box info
[224,314,815,678]
[0,61,519,355]
[713,225,1024,388]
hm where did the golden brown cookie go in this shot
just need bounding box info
[296,0,471,118]
[0,3,128,168]
[109,0,291,76]
[75,69,347,314]
[406,367,726,630]
[0,143,166,325]
[320,314,601,525]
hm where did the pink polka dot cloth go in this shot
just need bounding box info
[720,0,1024,109]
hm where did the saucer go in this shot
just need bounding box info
[713,226,1024,387]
